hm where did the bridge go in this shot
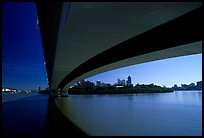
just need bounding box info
[36,2,202,95]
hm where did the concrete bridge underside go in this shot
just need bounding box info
[36,2,202,93]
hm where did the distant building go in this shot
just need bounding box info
[117,79,126,86]
[96,80,106,87]
[173,81,202,91]
[2,88,12,92]
[79,80,95,88]
[117,79,120,85]
[105,83,111,87]
[2,87,18,93]
[101,82,106,87]
[127,76,132,86]
[96,80,102,87]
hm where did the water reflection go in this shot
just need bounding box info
[56,91,202,136]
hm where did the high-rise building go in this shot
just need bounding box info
[127,76,132,86]
[117,79,121,85]
[96,80,102,87]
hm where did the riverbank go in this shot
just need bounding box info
[68,90,173,95]
[68,85,173,95]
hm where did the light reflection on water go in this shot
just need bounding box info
[56,91,202,136]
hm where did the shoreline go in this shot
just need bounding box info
[37,90,202,95]
[68,90,173,95]
[68,90,202,95]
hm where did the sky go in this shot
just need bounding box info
[86,53,202,87]
[2,2,48,90]
[2,2,202,90]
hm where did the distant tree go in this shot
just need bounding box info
[163,85,167,88]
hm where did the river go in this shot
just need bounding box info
[56,91,202,136]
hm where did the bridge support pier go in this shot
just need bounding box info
[49,90,59,97]
[49,89,68,97]
[60,88,69,97]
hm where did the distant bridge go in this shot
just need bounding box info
[36,2,202,94]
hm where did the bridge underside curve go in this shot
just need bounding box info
[62,41,202,90]
[36,2,202,92]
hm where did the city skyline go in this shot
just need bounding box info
[2,3,202,90]
[85,70,202,88]
[87,53,202,88]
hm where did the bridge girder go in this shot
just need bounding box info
[36,2,202,91]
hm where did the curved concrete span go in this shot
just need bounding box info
[36,2,202,93]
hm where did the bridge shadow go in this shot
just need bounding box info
[45,96,88,136]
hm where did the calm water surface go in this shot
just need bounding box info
[2,94,49,136]
[56,91,202,136]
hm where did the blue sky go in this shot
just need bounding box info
[87,54,202,87]
[2,2,202,90]
[2,2,48,90]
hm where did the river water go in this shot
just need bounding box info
[56,91,202,136]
